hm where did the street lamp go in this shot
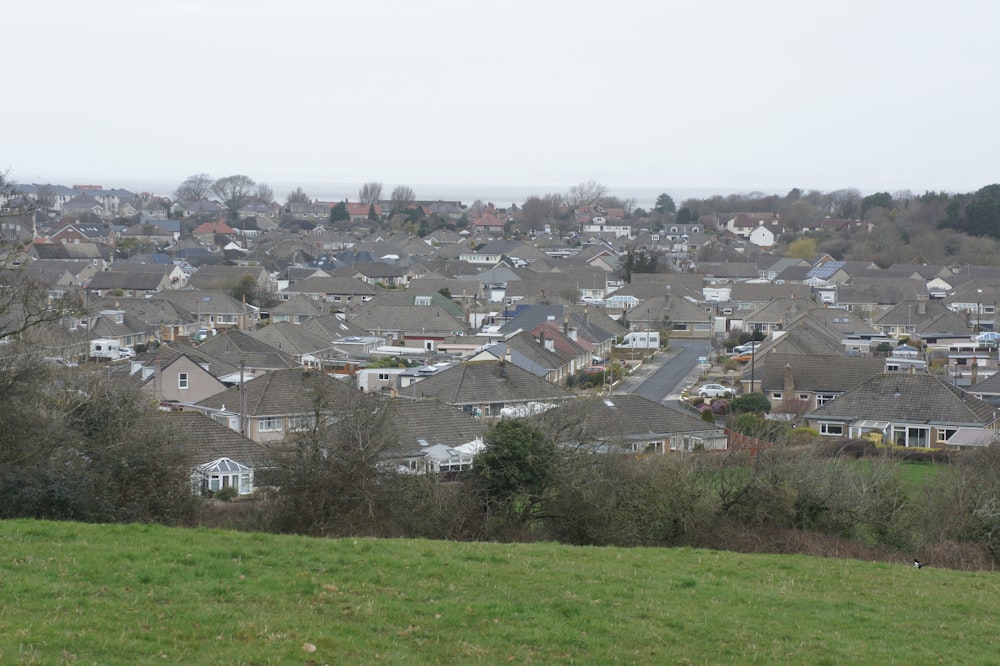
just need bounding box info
[977,289,983,334]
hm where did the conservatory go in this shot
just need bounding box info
[192,457,254,496]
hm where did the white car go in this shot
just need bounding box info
[697,384,732,398]
[733,341,762,354]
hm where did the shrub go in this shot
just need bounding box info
[214,486,238,502]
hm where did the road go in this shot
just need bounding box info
[626,339,712,408]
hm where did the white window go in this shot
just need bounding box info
[820,422,844,436]
[816,393,836,406]
[258,416,282,432]
[771,392,783,401]
[178,372,189,389]
[378,372,390,380]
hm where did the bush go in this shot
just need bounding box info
[214,486,238,502]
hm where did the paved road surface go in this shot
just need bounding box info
[617,339,712,407]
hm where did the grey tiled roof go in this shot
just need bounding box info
[534,394,725,442]
[807,373,998,426]
[197,368,365,416]
[195,330,299,370]
[757,353,884,393]
[384,398,488,454]
[403,359,574,405]
[165,410,273,468]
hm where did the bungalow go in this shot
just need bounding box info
[397,357,575,417]
[805,373,1000,447]
[533,394,728,453]
[194,367,367,443]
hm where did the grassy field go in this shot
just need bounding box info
[2,520,998,665]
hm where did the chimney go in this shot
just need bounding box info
[495,358,507,379]
[972,356,979,386]
[918,302,926,315]
[783,363,795,403]
[567,326,578,342]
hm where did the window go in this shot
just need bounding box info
[893,426,930,448]
[378,372,390,381]
[771,392,783,401]
[937,427,957,444]
[820,422,844,436]
[816,393,836,406]
[258,416,282,432]
[178,373,189,389]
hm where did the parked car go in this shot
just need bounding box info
[733,341,762,354]
[732,352,753,363]
[697,383,732,398]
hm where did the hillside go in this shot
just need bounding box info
[2,520,998,664]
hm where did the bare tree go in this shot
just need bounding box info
[173,173,214,202]
[358,181,383,205]
[285,187,311,205]
[255,182,274,204]
[268,382,408,536]
[211,174,256,221]
[0,171,24,216]
[390,185,416,212]
[567,180,608,207]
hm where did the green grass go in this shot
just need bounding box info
[2,520,999,664]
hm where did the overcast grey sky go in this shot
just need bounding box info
[3,0,999,198]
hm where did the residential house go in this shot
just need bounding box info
[805,373,999,447]
[349,301,469,348]
[872,299,972,339]
[83,308,158,350]
[382,398,488,473]
[247,320,349,369]
[757,353,886,414]
[275,275,377,307]
[723,213,780,240]
[87,296,197,343]
[341,261,407,288]
[497,329,580,385]
[180,199,226,219]
[534,394,729,453]
[189,329,299,376]
[163,410,272,496]
[188,264,271,295]
[469,212,507,235]
[268,294,326,323]
[397,357,575,417]
[46,222,116,246]
[61,194,106,219]
[192,219,237,244]
[194,367,367,443]
[497,304,624,362]
[625,294,711,340]
[135,350,230,404]
[153,289,259,332]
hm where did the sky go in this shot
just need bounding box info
[3,0,999,202]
